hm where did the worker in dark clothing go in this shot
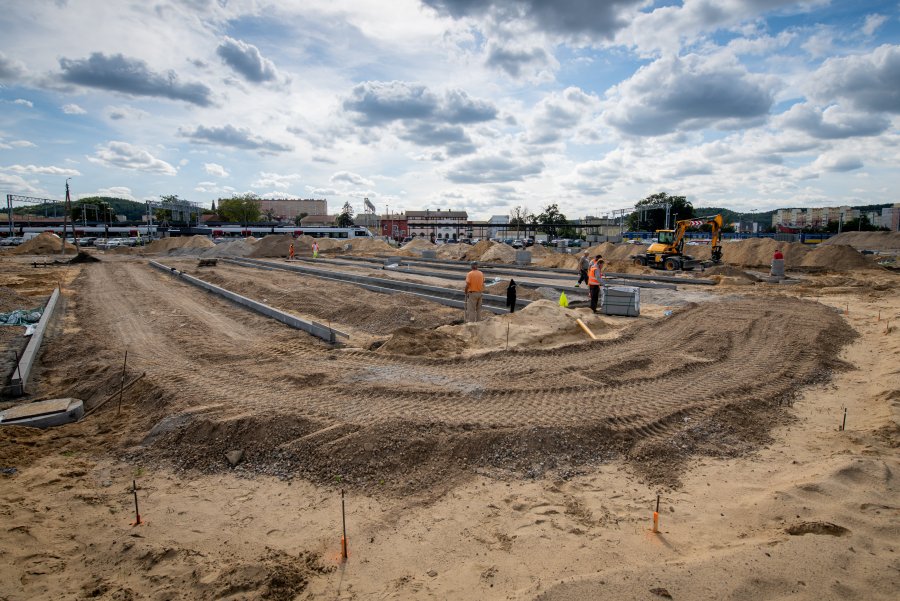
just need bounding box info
[506,279,517,313]
[588,255,604,313]
[576,252,590,287]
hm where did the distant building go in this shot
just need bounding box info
[379,214,408,240]
[881,204,900,231]
[299,214,336,227]
[258,198,327,221]
[772,205,859,229]
[406,209,468,241]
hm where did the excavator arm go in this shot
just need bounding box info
[671,214,724,263]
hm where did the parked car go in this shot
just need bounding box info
[511,240,524,249]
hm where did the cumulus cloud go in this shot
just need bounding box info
[862,14,888,36]
[422,0,644,40]
[3,164,81,177]
[83,186,136,200]
[107,105,149,120]
[180,125,293,153]
[809,44,900,114]
[445,153,543,183]
[604,53,776,136]
[342,81,497,155]
[0,173,45,196]
[61,103,86,115]
[329,171,374,187]
[526,87,600,144]
[204,162,229,177]
[779,103,890,139]
[485,44,553,78]
[251,171,302,189]
[87,141,178,175]
[813,153,863,172]
[59,52,213,106]
[0,52,26,81]
[216,37,283,83]
[13,98,33,108]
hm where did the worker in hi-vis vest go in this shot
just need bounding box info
[464,261,485,323]
[588,255,604,313]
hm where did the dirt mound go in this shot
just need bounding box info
[704,265,760,282]
[479,242,517,263]
[68,251,100,263]
[584,242,647,262]
[346,237,394,254]
[535,253,580,269]
[376,326,467,356]
[250,234,292,257]
[401,238,435,252]
[720,238,809,267]
[820,231,900,251]
[145,235,215,254]
[436,243,470,260]
[11,232,76,255]
[201,238,259,258]
[465,240,494,260]
[800,244,882,270]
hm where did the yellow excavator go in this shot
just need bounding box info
[633,214,724,271]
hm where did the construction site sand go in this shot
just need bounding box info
[478,242,518,263]
[400,238,435,252]
[144,235,215,254]
[346,237,394,254]
[0,257,897,600]
[11,231,77,255]
[435,243,470,260]
[820,230,900,251]
[200,237,259,258]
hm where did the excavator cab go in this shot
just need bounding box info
[657,230,675,245]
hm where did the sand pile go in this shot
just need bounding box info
[465,240,494,260]
[401,238,435,252]
[144,235,215,255]
[109,245,137,255]
[479,242,517,263]
[584,242,648,261]
[250,234,292,257]
[439,299,607,350]
[535,253,580,269]
[347,238,393,254]
[704,265,760,285]
[11,232,76,255]
[820,231,900,251]
[436,243,469,260]
[720,238,809,267]
[799,244,876,270]
[376,326,467,356]
[201,238,259,258]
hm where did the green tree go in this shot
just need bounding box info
[217,193,261,223]
[535,203,569,239]
[262,208,278,222]
[628,192,694,231]
[293,212,308,226]
[337,201,354,227]
[71,199,115,223]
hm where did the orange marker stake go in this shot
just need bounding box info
[652,494,660,534]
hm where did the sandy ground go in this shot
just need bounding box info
[0,251,897,600]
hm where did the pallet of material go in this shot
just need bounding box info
[198,258,218,267]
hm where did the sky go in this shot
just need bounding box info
[0,0,898,221]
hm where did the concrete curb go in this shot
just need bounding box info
[9,287,61,396]
[223,257,528,314]
[149,261,347,343]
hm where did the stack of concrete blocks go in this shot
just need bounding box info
[515,251,532,265]
[601,286,640,317]
[421,250,437,259]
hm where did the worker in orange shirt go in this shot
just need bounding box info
[464,261,485,323]
[289,242,295,260]
[588,254,604,313]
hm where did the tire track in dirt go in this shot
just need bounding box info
[58,262,855,491]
